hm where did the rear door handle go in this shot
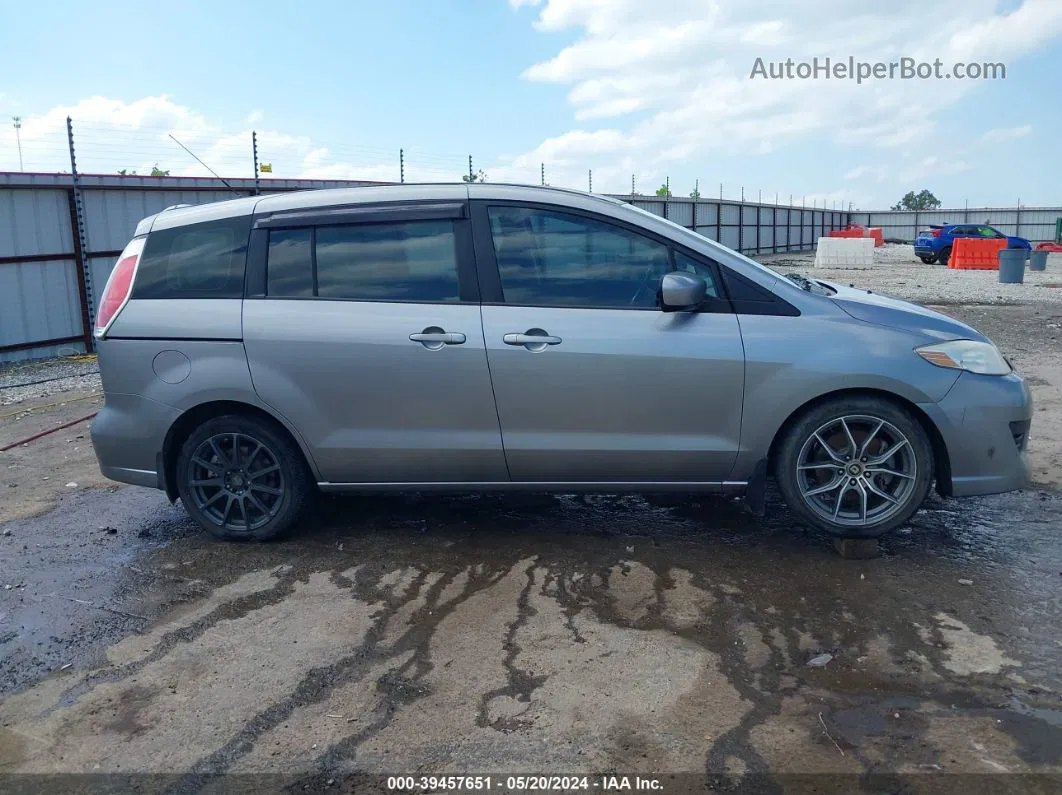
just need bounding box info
[409,328,466,349]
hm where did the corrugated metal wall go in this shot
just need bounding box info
[849,206,1062,243]
[0,173,387,362]
[616,195,842,256]
[1,173,843,363]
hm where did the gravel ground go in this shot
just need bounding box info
[761,243,1062,305]
[0,356,101,408]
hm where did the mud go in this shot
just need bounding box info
[1,304,1061,793]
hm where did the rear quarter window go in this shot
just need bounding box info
[132,217,251,299]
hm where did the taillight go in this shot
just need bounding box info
[94,237,145,339]
[930,229,941,238]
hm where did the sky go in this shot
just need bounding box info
[0,0,1060,209]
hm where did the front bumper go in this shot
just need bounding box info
[919,371,1032,497]
[90,392,181,490]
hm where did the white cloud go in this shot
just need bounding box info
[980,125,1032,143]
[495,0,1062,194]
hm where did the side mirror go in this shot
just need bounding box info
[659,271,707,312]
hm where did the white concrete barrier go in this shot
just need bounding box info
[814,237,875,268]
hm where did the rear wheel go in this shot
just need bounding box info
[937,246,951,267]
[918,255,937,264]
[775,397,934,538]
[176,414,312,541]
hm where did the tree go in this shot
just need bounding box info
[655,183,672,198]
[117,169,136,176]
[891,189,941,211]
[690,187,701,200]
[462,169,487,183]
[150,163,170,177]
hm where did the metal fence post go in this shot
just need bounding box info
[252,130,260,195]
[66,116,94,353]
[738,202,744,253]
[400,149,405,184]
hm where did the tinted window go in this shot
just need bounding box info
[672,251,720,298]
[315,220,460,302]
[488,207,671,308]
[133,217,249,299]
[267,228,313,297]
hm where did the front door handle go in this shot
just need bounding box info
[503,329,562,351]
[410,327,466,350]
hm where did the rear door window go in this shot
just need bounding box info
[263,220,461,303]
[316,220,459,302]
[267,229,314,297]
[133,217,250,299]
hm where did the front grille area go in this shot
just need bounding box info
[1010,419,1031,451]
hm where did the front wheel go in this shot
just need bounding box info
[176,414,313,541]
[774,397,934,538]
[937,246,951,267]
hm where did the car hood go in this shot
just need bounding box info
[816,280,989,343]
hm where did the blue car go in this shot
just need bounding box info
[914,223,1031,267]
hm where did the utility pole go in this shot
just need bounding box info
[588,169,592,192]
[541,162,545,186]
[12,116,23,171]
[400,149,405,183]
[252,130,260,195]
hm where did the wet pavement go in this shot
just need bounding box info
[2,484,1061,793]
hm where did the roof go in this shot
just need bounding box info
[145,182,630,233]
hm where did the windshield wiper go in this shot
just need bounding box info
[785,273,815,291]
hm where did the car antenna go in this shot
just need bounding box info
[168,134,242,197]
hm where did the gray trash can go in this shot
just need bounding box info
[1029,249,1048,271]
[998,248,1027,283]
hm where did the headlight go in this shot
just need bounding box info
[915,340,1011,375]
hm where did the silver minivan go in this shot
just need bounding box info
[90,184,1031,542]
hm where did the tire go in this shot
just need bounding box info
[937,246,951,267]
[774,396,934,539]
[176,414,312,541]
[918,255,937,264]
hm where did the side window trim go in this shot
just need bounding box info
[253,201,467,230]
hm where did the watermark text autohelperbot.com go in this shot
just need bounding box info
[750,57,1006,83]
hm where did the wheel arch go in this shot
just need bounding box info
[765,387,953,497]
[160,400,319,502]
